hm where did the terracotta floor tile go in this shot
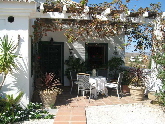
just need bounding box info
[69,103,78,107]
[71,122,86,124]
[52,86,150,124]
[72,110,85,115]
[54,122,69,124]
[56,111,71,116]
[95,102,106,106]
[58,108,72,111]
[102,101,111,104]
[113,101,123,104]
[54,116,71,121]
[71,116,86,121]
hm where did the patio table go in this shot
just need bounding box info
[89,76,108,98]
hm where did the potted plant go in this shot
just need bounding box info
[65,55,86,80]
[36,72,62,108]
[121,70,131,94]
[128,66,146,101]
[108,56,124,80]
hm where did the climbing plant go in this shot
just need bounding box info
[32,0,163,44]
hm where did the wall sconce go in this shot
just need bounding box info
[113,46,118,55]
[50,37,53,44]
[69,48,73,55]
[8,16,14,23]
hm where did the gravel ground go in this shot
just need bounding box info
[86,103,165,124]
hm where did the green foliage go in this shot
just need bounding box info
[0,35,19,90]
[152,45,165,106]
[128,66,146,87]
[0,99,54,124]
[0,92,23,112]
[126,24,152,52]
[65,55,87,79]
[108,56,124,79]
[38,72,63,95]
[0,35,18,74]
[121,70,132,85]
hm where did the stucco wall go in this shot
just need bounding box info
[0,4,34,106]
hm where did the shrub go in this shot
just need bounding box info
[0,92,54,124]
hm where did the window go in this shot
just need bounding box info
[85,43,108,70]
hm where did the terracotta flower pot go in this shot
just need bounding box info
[121,85,130,93]
[129,86,145,101]
[40,90,58,109]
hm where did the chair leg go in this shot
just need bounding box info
[82,91,85,97]
[105,87,108,97]
[77,87,80,100]
[120,89,123,99]
[70,81,73,94]
[116,88,119,98]
[70,86,73,94]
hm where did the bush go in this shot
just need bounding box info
[0,93,54,124]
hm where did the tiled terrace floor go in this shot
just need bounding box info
[53,86,150,124]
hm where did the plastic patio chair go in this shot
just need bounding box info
[105,72,123,98]
[77,73,95,102]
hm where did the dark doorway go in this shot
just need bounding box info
[38,41,64,84]
[85,43,108,71]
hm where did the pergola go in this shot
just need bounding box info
[30,0,165,47]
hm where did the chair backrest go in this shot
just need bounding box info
[70,71,77,80]
[97,69,108,79]
[117,72,123,86]
[77,73,86,81]
[83,74,91,89]
[77,73,90,89]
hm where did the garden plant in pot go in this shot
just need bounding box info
[128,66,146,101]
[65,55,86,80]
[36,72,62,109]
[121,70,132,94]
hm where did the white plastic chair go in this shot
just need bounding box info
[77,73,95,102]
[105,72,123,98]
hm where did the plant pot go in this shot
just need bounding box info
[129,86,145,101]
[40,90,57,109]
[121,85,130,93]
[148,91,160,103]
[148,91,157,101]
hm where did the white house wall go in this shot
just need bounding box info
[41,31,125,86]
[0,1,36,107]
